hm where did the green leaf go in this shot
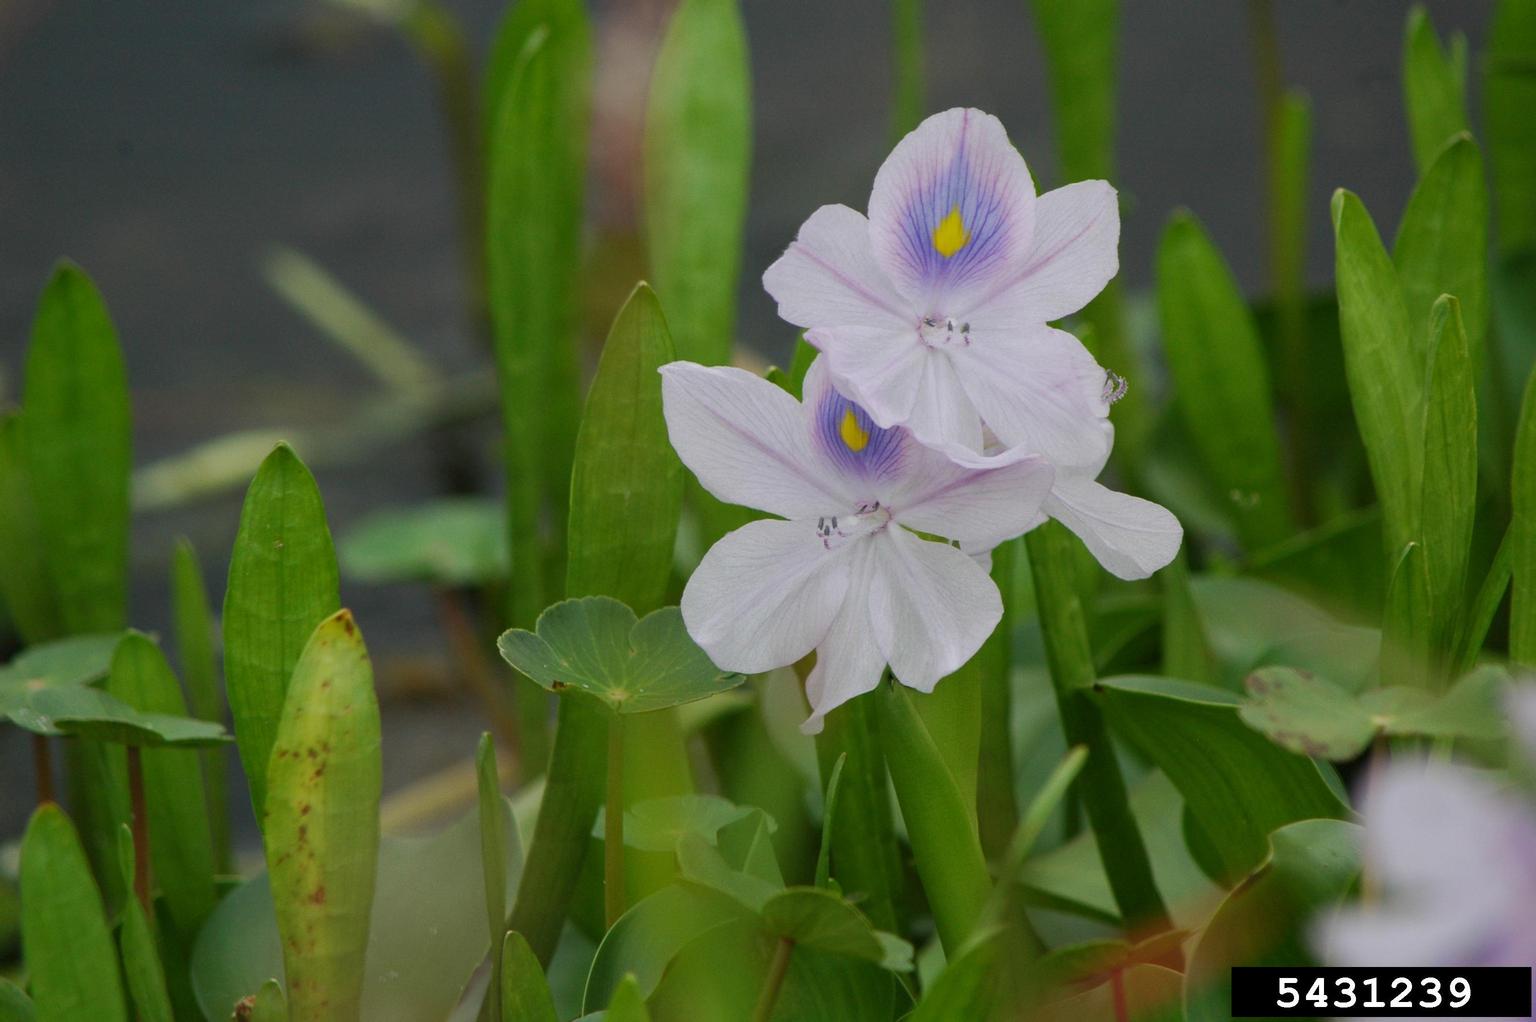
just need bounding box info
[223,443,340,821]
[263,610,381,1021]
[477,734,508,1021]
[1382,541,1432,689]
[106,633,217,933]
[1418,296,1478,656]
[4,680,229,748]
[1394,136,1488,373]
[1160,553,1217,685]
[812,695,901,931]
[814,753,846,889]
[114,828,174,1022]
[1485,0,1536,257]
[0,412,64,641]
[605,974,650,1022]
[1156,211,1291,548]
[889,0,925,137]
[1332,189,1423,559]
[246,981,288,1022]
[1403,6,1470,174]
[170,537,231,872]
[567,284,684,612]
[643,0,750,365]
[340,498,508,586]
[501,931,557,1022]
[877,681,992,955]
[1239,667,1375,760]
[1095,674,1349,882]
[483,0,590,142]
[19,804,127,1021]
[1185,819,1362,1022]
[0,632,120,690]
[582,884,748,1011]
[760,887,914,971]
[1029,0,1115,182]
[486,0,592,621]
[676,830,782,914]
[497,597,743,713]
[597,794,766,853]
[22,263,131,634]
[0,980,35,1022]
[193,800,523,1021]
[1514,367,1536,668]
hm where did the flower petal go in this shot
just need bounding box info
[809,326,927,430]
[949,325,1112,463]
[762,204,913,331]
[801,543,885,734]
[867,108,1037,315]
[1044,477,1182,580]
[801,353,914,488]
[867,526,1002,691]
[967,180,1120,322]
[661,361,849,518]
[905,350,985,452]
[680,518,851,675]
[889,445,1054,549]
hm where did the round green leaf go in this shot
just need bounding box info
[340,498,509,586]
[497,597,743,714]
[760,888,914,972]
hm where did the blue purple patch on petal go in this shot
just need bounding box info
[813,384,907,484]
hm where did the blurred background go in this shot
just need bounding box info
[0,0,1497,839]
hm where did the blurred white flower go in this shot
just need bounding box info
[1313,687,1536,1021]
[660,356,1053,733]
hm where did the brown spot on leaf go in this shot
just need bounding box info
[310,885,326,905]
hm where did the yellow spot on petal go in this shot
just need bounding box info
[839,408,870,452]
[932,205,970,258]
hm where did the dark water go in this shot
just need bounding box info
[0,0,1496,837]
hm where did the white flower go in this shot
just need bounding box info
[660,356,1054,732]
[763,107,1119,464]
[1312,688,1536,1021]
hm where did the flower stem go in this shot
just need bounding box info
[604,710,626,928]
[751,937,794,1022]
[1026,522,1172,935]
[32,734,53,805]
[127,746,153,921]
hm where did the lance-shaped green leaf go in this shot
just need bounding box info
[106,633,217,933]
[0,980,36,1022]
[1185,819,1362,1022]
[813,753,845,889]
[1419,297,1477,656]
[1029,0,1115,183]
[500,932,557,1022]
[567,284,684,612]
[1485,0,1536,257]
[1515,369,1536,668]
[644,0,750,365]
[487,1,591,618]
[224,443,340,821]
[19,804,127,1022]
[340,498,508,586]
[1156,211,1291,548]
[1382,541,1432,689]
[605,975,650,1022]
[498,597,742,714]
[1241,664,1509,762]
[1332,190,1423,558]
[193,800,522,1022]
[115,827,174,1022]
[1403,6,1469,174]
[813,695,901,931]
[889,0,925,137]
[1394,137,1488,371]
[170,538,231,872]
[0,412,63,642]
[263,610,381,1022]
[1094,675,1349,883]
[22,263,131,634]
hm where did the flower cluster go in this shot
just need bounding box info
[661,108,1181,731]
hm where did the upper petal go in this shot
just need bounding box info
[680,518,851,675]
[904,350,985,452]
[867,108,1037,315]
[867,526,1002,691]
[889,444,1054,550]
[661,361,849,518]
[966,180,1120,323]
[809,325,928,432]
[948,325,1112,464]
[1044,476,1182,580]
[762,204,913,331]
[801,353,916,490]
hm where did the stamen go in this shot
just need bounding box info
[1102,370,1128,404]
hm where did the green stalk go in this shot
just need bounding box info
[880,680,1038,956]
[813,691,901,931]
[751,937,795,1022]
[1025,522,1170,932]
[605,711,626,928]
[976,539,1020,859]
[33,734,53,806]
[890,0,925,138]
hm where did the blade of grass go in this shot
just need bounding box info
[170,538,231,873]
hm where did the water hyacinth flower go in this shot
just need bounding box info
[660,356,1054,732]
[763,106,1119,464]
[1313,688,1536,1018]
